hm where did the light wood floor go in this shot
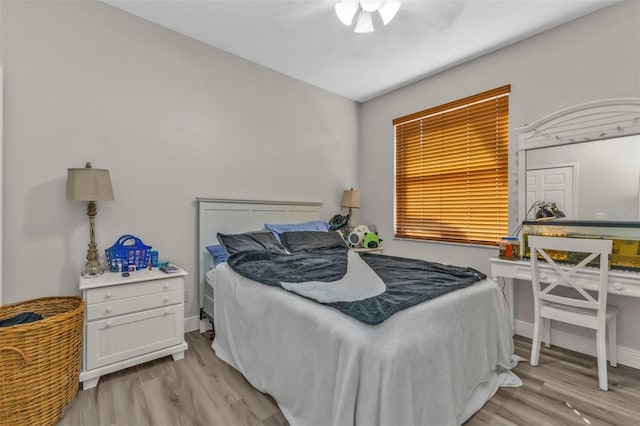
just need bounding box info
[59,332,640,426]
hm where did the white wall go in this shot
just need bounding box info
[0,0,359,319]
[359,2,640,356]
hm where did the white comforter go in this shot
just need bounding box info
[212,262,520,426]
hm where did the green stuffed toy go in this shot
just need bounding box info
[362,232,382,249]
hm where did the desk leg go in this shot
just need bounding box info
[506,278,515,335]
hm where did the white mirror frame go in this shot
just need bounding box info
[515,98,640,229]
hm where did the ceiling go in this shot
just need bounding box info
[103,0,617,102]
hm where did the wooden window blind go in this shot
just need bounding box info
[393,85,510,246]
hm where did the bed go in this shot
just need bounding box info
[197,198,520,426]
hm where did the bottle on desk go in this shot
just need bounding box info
[499,237,520,260]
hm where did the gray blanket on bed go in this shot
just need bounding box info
[227,247,486,325]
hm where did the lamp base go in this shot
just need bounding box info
[82,200,103,278]
[82,260,103,278]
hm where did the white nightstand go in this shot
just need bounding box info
[351,247,383,254]
[79,267,188,390]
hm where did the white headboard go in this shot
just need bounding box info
[196,198,323,319]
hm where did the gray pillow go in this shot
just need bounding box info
[217,231,288,256]
[280,231,347,253]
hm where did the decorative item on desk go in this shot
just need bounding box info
[512,200,567,237]
[535,204,555,220]
[534,201,565,220]
[545,202,565,219]
[66,162,115,278]
[151,250,159,267]
[105,234,152,272]
[499,237,520,260]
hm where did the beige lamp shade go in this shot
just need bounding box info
[66,165,114,201]
[341,188,361,208]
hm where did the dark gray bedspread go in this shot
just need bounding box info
[227,247,486,325]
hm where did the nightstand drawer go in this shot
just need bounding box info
[86,304,183,370]
[86,290,182,320]
[85,277,182,304]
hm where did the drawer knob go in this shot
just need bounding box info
[164,283,169,290]
[540,273,548,280]
[614,282,623,291]
[105,292,112,299]
[164,309,170,315]
[106,321,113,328]
[105,306,112,313]
[164,296,169,302]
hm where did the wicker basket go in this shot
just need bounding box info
[0,296,84,426]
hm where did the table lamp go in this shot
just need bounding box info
[66,162,114,277]
[341,188,360,229]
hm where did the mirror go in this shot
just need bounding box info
[526,134,640,221]
[516,98,640,228]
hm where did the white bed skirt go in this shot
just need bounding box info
[211,263,520,426]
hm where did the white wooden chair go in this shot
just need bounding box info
[528,236,617,391]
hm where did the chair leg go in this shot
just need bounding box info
[543,318,551,348]
[596,328,608,391]
[531,313,542,366]
[608,315,617,368]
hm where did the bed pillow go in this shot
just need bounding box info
[217,231,288,256]
[280,231,347,253]
[264,220,330,241]
[206,244,229,266]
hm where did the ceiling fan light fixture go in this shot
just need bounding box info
[335,1,359,26]
[378,1,401,25]
[354,11,374,33]
[360,1,382,13]
[336,1,401,33]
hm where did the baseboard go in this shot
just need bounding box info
[514,319,640,370]
[184,315,214,334]
[198,317,213,333]
[184,315,201,333]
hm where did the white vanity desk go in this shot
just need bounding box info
[502,96,640,334]
[490,257,640,332]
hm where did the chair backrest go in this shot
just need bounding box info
[528,236,612,316]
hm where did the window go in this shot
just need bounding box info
[393,85,510,246]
